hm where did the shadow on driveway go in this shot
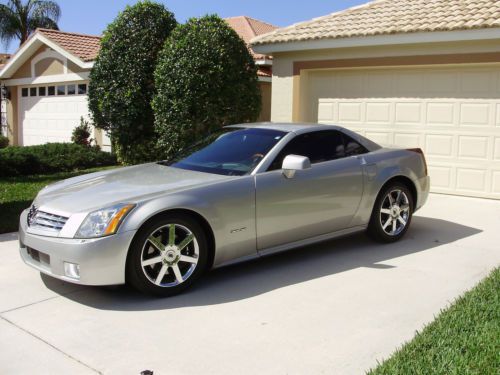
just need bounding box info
[41,216,481,311]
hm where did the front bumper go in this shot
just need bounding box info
[19,209,137,286]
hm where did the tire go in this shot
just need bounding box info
[367,182,414,243]
[126,213,208,297]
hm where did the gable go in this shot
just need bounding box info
[0,31,94,80]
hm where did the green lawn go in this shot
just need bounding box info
[368,267,500,375]
[0,166,117,234]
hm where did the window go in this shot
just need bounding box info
[38,87,46,96]
[67,84,76,95]
[342,134,368,156]
[78,84,87,95]
[268,130,345,170]
[30,87,37,97]
[57,85,65,95]
[48,86,55,96]
[22,88,28,97]
[168,128,286,176]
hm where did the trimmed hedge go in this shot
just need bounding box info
[0,135,9,149]
[0,143,117,177]
[152,15,261,160]
[88,1,177,164]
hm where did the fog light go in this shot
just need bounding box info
[64,262,80,279]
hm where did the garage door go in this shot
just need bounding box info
[20,82,89,146]
[314,65,500,199]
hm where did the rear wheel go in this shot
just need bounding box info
[368,183,414,243]
[126,213,208,296]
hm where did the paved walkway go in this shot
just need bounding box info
[0,194,499,374]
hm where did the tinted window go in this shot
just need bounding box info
[38,87,46,96]
[268,130,345,170]
[168,128,286,176]
[30,87,37,97]
[57,85,65,95]
[21,88,28,97]
[48,86,55,96]
[342,134,368,156]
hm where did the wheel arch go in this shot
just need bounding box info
[378,175,417,207]
[126,208,216,272]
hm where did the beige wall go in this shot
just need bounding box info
[270,39,500,122]
[257,82,272,122]
[5,86,18,145]
[11,46,46,79]
[34,58,64,76]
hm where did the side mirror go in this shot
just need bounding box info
[282,154,311,179]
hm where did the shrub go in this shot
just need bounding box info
[71,117,93,146]
[152,15,261,160]
[0,143,117,177]
[88,1,177,164]
[0,135,9,149]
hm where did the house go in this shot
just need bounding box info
[224,16,277,121]
[0,29,109,149]
[0,16,277,149]
[252,0,500,200]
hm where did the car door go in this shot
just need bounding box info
[255,130,364,250]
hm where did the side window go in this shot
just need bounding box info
[342,134,368,156]
[268,131,345,171]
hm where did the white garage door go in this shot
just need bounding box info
[20,82,89,146]
[314,65,500,199]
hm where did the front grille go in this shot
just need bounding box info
[27,205,68,232]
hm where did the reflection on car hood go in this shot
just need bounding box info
[35,163,229,214]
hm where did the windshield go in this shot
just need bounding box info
[163,128,286,176]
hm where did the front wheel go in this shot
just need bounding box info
[126,213,208,297]
[367,183,414,243]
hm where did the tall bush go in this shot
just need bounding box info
[152,15,261,160]
[88,1,177,164]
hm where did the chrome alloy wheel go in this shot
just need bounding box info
[379,189,410,236]
[140,224,199,287]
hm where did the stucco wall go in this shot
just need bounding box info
[270,39,500,122]
[6,86,18,145]
[257,82,272,122]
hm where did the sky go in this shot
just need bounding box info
[2,0,367,54]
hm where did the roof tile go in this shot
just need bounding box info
[224,16,278,59]
[37,28,101,62]
[252,0,500,46]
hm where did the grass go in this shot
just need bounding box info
[368,267,500,375]
[0,166,117,234]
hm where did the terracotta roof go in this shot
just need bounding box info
[37,28,101,62]
[257,66,272,78]
[225,16,278,59]
[252,0,500,46]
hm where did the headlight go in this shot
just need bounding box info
[75,203,135,238]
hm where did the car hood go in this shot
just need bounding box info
[34,163,230,214]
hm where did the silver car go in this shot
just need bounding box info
[19,123,430,296]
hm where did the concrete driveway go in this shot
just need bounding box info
[0,194,499,375]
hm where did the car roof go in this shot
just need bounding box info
[225,122,342,134]
[225,122,382,151]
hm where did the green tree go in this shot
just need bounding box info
[153,15,261,160]
[88,1,176,164]
[0,0,60,46]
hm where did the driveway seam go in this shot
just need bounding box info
[0,315,102,374]
[0,287,84,314]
